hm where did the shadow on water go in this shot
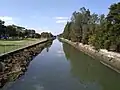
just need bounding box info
[0,40,53,89]
[62,42,120,90]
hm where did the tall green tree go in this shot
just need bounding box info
[62,2,120,52]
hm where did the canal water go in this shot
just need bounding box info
[1,39,120,90]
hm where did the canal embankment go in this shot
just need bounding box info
[0,38,47,54]
[60,38,120,73]
[0,38,53,87]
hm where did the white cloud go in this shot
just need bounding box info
[54,17,69,20]
[56,50,64,57]
[57,50,64,54]
[56,20,67,24]
[54,16,70,24]
[30,27,54,34]
[0,16,18,25]
[38,30,52,33]
[0,16,13,21]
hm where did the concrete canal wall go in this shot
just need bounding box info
[60,38,120,74]
[0,38,52,87]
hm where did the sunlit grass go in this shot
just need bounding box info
[0,38,40,54]
[0,46,21,54]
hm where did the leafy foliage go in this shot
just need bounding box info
[0,20,40,39]
[62,2,120,52]
[41,32,53,38]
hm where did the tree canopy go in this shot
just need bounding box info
[61,2,120,52]
[0,20,40,39]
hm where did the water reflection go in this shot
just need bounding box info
[62,42,120,90]
[0,40,53,89]
[45,41,53,52]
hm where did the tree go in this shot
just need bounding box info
[6,25,18,37]
[106,2,120,52]
[62,2,120,52]
[41,32,53,38]
[0,20,5,36]
[62,22,71,39]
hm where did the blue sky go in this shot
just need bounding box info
[0,0,119,35]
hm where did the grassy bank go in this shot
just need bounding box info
[0,38,41,54]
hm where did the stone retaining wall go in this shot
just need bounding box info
[0,39,53,88]
[60,38,120,74]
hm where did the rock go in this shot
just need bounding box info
[0,76,7,88]
[0,41,49,87]
[0,62,5,72]
[21,68,27,72]
[7,63,12,68]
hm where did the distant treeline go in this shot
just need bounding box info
[41,32,54,38]
[0,20,53,39]
[60,2,120,52]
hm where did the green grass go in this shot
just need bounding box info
[0,45,21,54]
[0,38,40,54]
[0,38,39,45]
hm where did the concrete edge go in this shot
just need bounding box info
[60,38,120,74]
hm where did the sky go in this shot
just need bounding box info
[0,0,119,35]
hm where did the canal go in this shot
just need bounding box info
[1,39,120,90]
